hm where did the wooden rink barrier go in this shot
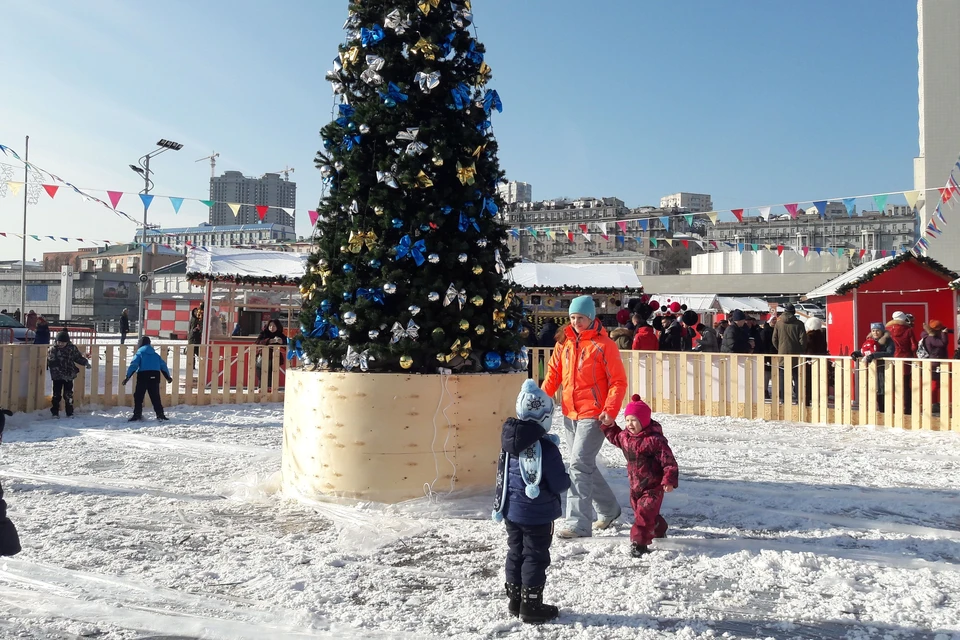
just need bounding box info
[528,347,960,431]
[0,342,955,431]
[0,343,289,412]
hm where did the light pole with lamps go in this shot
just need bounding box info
[130,139,182,340]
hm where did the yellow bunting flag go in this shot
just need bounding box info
[227,203,242,217]
[903,190,921,210]
[6,182,22,196]
[706,211,718,225]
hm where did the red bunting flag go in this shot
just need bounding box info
[42,184,59,199]
[617,221,627,234]
[709,240,718,248]
[784,204,799,218]
[681,239,689,249]
[567,230,574,242]
[859,249,866,259]
[106,191,123,209]
[308,210,319,226]
[776,245,784,256]
[802,246,809,257]
[732,209,744,223]
[256,205,269,221]
[578,224,588,234]
[940,186,955,203]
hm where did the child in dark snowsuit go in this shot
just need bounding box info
[600,394,678,557]
[0,407,20,556]
[492,379,571,624]
[123,336,172,422]
[47,330,90,418]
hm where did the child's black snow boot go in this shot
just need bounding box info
[631,543,650,557]
[519,585,558,624]
[505,583,521,617]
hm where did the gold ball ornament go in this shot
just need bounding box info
[432,327,445,339]
[459,319,470,331]
[493,292,502,303]
[340,245,349,253]
[472,265,483,275]
[399,355,414,370]
[432,156,444,166]
[520,327,530,339]
[374,206,385,216]
[474,325,486,335]
[470,295,484,307]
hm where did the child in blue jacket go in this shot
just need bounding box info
[492,379,570,624]
[123,336,171,422]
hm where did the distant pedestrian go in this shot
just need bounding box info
[631,306,659,351]
[772,304,807,403]
[47,330,90,418]
[12,309,20,323]
[122,336,170,422]
[187,306,203,369]
[721,310,751,353]
[119,308,130,345]
[25,310,37,331]
[693,322,720,352]
[33,316,50,345]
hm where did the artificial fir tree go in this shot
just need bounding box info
[298,0,525,373]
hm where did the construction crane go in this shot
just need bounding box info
[195,151,219,178]
[265,166,295,181]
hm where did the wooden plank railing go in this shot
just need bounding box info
[0,343,290,412]
[528,347,959,431]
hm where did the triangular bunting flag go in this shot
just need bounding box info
[227,203,242,217]
[814,247,822,256]
[709,240,718,248]
[650,237,658,247]
[281,207,295,215]
[842,198,856,217]
[751,243,759,252]
[617,220,627,234]
[583,233,592,242]
[681,239,689,249]
[578,224,588,234]
[107,191,123,209]
[256,205,269,221]
[802,247,809,257]
[200,200,215,208]
[659,216,670,230]
[776,245,784,257]
[813,201,827,218]
[43,184,59,199]
[664,238,674,247]
[837,248,845,257]
[30,235,39,241]
[139,194,154,210]
[567,229,574,242]
[683,214,694,226]
[47,235,55,241]
[731,209,743,223]
[706,211,718,225]
[7,182,22,196]
[639,220,649,232]
[903,190,920,210]
[784,203,798,219]
[526,226,538,237]
[871,249,879,259]
[936,205,947,224]
[169,197,184,214]
[758,206,771,221]
[941,187,954,203]
[737,243,744,254]
[872,194,888,214]
[859,249,866,259]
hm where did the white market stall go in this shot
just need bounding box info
[507,263,643,322]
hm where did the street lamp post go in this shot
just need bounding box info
[131,139,182,340]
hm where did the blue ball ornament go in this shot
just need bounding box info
[320,299,332,313]
[342,291,353,301]
[384,97,397,108]
[323,138,333,149]
[506,319,515,329]
[342,264,354,273]
[391,218,404,229]
[369,258,382,269]
[347,121,357,132]
[483,352,502,371]
[503,351,516,365]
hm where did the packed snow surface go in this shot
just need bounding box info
[1,403,958,639]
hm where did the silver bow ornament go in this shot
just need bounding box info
[390,319,420,344]
[415,70,441,93]
[385,9,411,34]
[443,283,467,310]
[342,346,373,372]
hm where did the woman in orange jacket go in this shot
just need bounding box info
[542,295,628,537]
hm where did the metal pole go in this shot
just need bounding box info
[19,135,28,321]
[138,154,150,340]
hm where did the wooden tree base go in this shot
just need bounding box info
[281,369,526,503]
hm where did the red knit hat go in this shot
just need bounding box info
[623,394,651,427]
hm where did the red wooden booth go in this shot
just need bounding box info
[805,254,958,357]
[186,247,307,391]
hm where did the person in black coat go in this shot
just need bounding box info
[537,319,559,348]
[0,407,21,557]
[721,310,752,354]
[492,380,570,624]
[33,316,50,345]
[119,308,130,345]
[255,319,287,389]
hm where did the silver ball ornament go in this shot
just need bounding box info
[408,305,421,316]
[368,329,380,339]
[359,124,371,134]
[343,311,357,325]
[428,253,440,264]
[427,291,440,302]
[458,253,468,263]
[384,283,397,295]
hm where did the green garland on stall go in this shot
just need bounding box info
[517,286,644,296]
[833,254,958,296]
[186,271,303,287]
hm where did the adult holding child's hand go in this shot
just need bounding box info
[541,295,628,538]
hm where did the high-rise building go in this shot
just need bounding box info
[210,171,296,227]
[915,0,960,270]
[497,181,533,204]
[659,192,713,213]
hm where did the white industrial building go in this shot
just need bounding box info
[691,250,850,275]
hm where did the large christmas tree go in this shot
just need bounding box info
[299,0,525,374]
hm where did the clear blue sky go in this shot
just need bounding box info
[0,0,919,261]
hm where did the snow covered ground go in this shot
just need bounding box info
[0,403,958,639]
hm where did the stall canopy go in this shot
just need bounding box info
[716,296,770,313]
[186,247,308,285]
[647,294,718,313]
[508,263,642,290]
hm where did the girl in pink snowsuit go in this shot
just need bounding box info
[599,395,678,557]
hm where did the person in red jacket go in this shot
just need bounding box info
[542,295,628,538]
[599,395,678,557]
[631,303,659,351]
[886,311,918,414]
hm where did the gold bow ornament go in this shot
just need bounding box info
[347,230,378,253]
[456,161,477,186]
